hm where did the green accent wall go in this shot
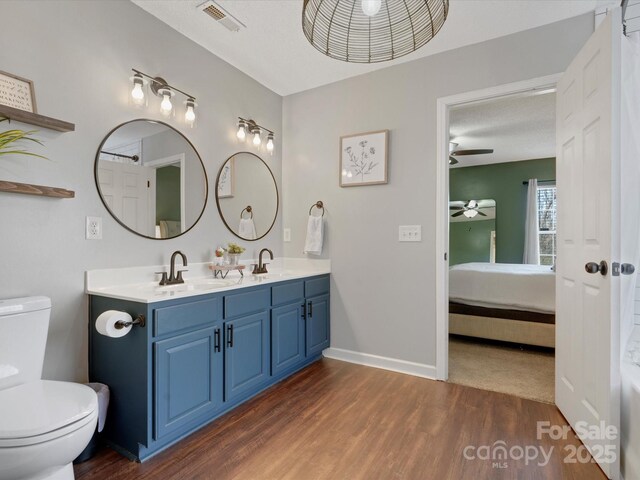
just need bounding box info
[449,219,495,265]
[156,166,181,224]
[449,158,555,264]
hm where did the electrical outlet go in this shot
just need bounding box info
[86,216,102,240]
[399,225,422,242]
[283,228,291,242]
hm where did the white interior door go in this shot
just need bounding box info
[98,161,154,236]
[555,9,622,479]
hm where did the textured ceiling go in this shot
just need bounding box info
[131,0,615,96]
[449,91,556,168]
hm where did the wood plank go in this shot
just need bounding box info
[0,104,75,132]
[74,359,607,480]
[0,180,74,198]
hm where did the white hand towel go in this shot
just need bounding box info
[303,215,324,255]
[239,218,257,240]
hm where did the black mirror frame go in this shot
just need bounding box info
[215,151,279,242]
[94,118,209,240]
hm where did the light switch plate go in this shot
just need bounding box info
[283,228,291,242]
[399,225,421,242]
[86,216,102,240]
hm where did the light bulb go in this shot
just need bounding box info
[342,169,347,177]
[160,92,173,116]
[347,171,353,178]
[130,73,145,106]
[362,0,381,16]
[266,133,274,153]
[252,129,261,146]
[237,122,246,141]
[463,209,478,218]
[185,98,196,125]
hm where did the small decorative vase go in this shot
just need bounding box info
[227,253,241,266]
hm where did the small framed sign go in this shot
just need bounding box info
[0,71,37,113]
[217,158,235,198]
[340,130,388,187]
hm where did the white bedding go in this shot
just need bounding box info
[449,262,555,314]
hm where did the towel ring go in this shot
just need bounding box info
[241,206,253,219]
[309,201,325,217]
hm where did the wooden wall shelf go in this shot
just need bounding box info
[0,105,75,132]
[0,180,75,198]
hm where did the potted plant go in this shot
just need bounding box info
[226,243,245,265]
[0,118,47,159]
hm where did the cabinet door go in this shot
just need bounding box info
[306,294,330,357]
[272,303,305,376]
[225,311,270,402]
[154,326,223,440]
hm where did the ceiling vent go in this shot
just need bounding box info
[199,1,246,32]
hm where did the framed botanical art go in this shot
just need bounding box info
[217,158,234,198]
[0,71,37,113]
[340,130,388,187]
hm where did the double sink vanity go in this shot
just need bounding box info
[89,119,329,461]
[87,257,330,461]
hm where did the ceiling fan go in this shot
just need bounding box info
[448,147,494,165]
[450,200,487,218]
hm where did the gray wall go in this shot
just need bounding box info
[282,14,593,366]
[0,1,282,382]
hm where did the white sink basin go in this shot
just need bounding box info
[142,278,238,294]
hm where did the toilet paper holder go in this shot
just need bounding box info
[114,314,146,330]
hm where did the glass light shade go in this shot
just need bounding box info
[184,98,196,126]
[266,134,274,153]
[463,209,479,218]
[252,129,261,146]
[361,0,381,16]
[160,91,173,116]
[237,122,246,141]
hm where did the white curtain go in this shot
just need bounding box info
[523,178,539,264]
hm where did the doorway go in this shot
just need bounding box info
[435,74,561,388]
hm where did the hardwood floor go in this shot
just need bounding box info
[74,358,606,480]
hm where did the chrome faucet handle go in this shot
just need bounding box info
[155,272,168,286]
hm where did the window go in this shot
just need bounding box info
[537,185,557,266]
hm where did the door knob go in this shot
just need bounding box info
[622,263,636,275]
[585,260,608,276]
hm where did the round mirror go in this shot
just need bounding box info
[215,152,278,241]
[95,119,208,239]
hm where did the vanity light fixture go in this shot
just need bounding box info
[236,117,276,154]
[130,69,197,125]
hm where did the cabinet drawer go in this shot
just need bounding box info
[272,281,304,307]
[305,276,330,298]
[224,288,270,319]
[154,298,220,337]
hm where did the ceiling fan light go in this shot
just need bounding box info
[463,209,478,218]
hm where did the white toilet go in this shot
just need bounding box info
[0,297,98,480]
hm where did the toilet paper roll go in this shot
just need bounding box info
[95,310,132,338]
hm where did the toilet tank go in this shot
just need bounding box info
[0,296,51,391]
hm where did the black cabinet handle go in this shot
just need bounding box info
[301,302,307,320]
[308,301,313,318]
[214,328,221,353]
[227,324,234,348]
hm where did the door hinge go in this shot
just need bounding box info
[444,252,448,261]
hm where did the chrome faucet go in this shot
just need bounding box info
[252,248,274,274]
[158,250,188,285]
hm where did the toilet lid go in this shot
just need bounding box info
[0,380,97,440]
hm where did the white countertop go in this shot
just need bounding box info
[85,258,330,304]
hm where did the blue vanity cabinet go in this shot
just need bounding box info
[89,273,330,462]
[154,325,223,440]
[305,277,331,357]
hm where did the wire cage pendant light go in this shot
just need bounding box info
[302,0,449,64]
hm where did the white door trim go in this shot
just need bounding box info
[145,154,187,232]
[435,73,562,381]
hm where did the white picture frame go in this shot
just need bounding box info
[0,70,37,113]
[340,130,388,187]
[217,158,234,198]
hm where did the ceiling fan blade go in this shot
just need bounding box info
[450,206,464,210]
[449,156,459,165]
[451,210,465,217]
[476,210,487,216]
[452,149,494,156]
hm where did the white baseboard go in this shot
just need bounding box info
[323,347,437,380]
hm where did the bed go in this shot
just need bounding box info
[449,262,556,348]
